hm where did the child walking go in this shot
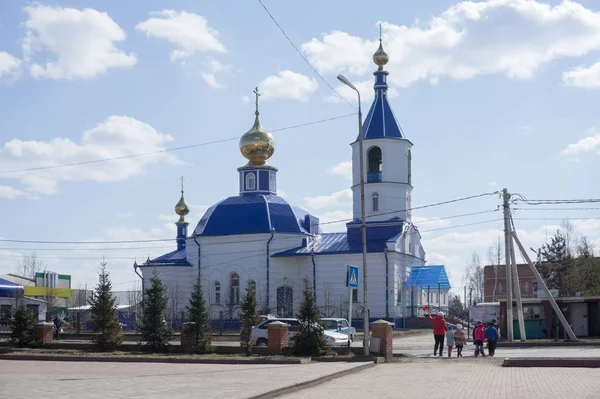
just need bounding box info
[453,324,466,357]
[474,322,486,357]
[486,322,499,357]
[446,325,455,357]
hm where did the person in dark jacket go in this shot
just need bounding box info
[427,311,449,357]
[485,322,499,356]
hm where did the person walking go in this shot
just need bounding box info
[454,324,466,357]
[486,322,499,357]
[474,322,486,357]
[446,325,455,358]
[427,311,449,357]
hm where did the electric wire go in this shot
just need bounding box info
[0,113,356,176]
[256,0,356,109]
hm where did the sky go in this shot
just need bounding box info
[1,0,599,295]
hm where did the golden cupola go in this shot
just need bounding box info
[373,24,389,71]
[239,87,275,167]
[174,176,190,224]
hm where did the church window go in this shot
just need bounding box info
[270,172,276,192]
[214,281,221,304]
[230,273,240,305]
[367,146,382,183]
[408,150,412,185]
[372,192,379,212]
[246,173,256,190]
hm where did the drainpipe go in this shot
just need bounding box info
[311,249,317,299]
[266,229,275,312]
[193,236,201,284]
[133,261,144,293]
[384,248,389,319]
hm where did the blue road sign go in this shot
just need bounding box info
[347,265,359,288]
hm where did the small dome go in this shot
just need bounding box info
[373,40,389,71]
[239,116,275,167]
[175,192,190,223]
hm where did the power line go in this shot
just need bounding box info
[511,194,600,206]
[0,113,355,175]
[256,0,356,109]
[514,207,600,211]
[0,192,499,245]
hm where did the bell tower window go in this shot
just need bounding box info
[372,192,379,212]
[246,173,256,190]
[367,146,382,183]
[408,150,412,185]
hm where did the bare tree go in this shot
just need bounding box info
[561,219,577,257]
[487,240,504,301]
[464,252,484,305]
[166,283,183,329]
[16,252,44,279]
[319,283,335,317]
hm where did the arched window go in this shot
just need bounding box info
[214,281,221,304]
[407,150,412,185]
[248,280,256,301]
[372,192,379,212]
[246,173,256,190]
[230,273,240,305]
[367,146,382,182]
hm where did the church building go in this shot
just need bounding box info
[135,39,450,329]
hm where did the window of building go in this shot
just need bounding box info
[408,150,412,185]
[214,281,221,304]
[246,173,256,190]
[26,304,39,322]
[230,273,240,305]
[270,172,276,191]
[352,289,358,303]
[0,305,11,322]
[367,146,382,172]
[372,192,379,212]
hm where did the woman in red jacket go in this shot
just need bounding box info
[427,311,449,357]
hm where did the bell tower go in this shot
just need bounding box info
[350,31,413,225]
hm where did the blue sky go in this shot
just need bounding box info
[1,0,599,292]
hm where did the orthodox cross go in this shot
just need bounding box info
[379,23,383,42]
[180,176,185,193]
[253,87,261,115]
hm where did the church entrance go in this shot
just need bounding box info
[277,286,293,317]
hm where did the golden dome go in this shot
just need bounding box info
[373,39,389,71]
[175,177,190,223]
[239,87,275,167]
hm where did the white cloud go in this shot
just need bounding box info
[0,115,180,196]
[0,52,21,77]
[413,215,452,230]
[258,70,318,101]
[0,185,26,199]
[327,161,352,180]
[563,61,600,88]
[303,188,352,210]
[202,72,226,88]
[561,128,600,155]
[318,209,353,233]
[22,5,136,79]
[301,0,600,87]
[136,10,226,62]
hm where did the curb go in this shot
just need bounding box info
[0,354,308,365]
[497,342,600,348]
[247,362,376,399]
[502,357,600,368]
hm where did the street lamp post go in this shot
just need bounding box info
[337,74,369,356]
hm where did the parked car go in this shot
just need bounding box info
[250,317,349,348]
[321,318,356,341]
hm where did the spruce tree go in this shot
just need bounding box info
[141,273,171,352]
[88,263,123,351]
[293,278,327,356]
[185,279,212,354]
[239,281,260,355]
[10,306,35,347]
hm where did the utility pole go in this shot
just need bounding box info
[502,188,514,341]
[508,222,526,341]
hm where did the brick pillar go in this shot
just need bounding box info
[35,323,54,344]
[267,321,289,354]
[370,319,393,361]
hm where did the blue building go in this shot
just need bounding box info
[136,38,450,328]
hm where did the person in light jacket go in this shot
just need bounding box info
[453,324,467,358]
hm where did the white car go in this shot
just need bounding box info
[250,317,350,348]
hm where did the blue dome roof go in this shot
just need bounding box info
[194,194,321,237]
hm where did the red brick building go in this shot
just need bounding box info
[483,264,539,302]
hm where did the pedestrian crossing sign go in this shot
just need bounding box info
[347,265,359,288]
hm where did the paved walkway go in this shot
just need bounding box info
[0,360,369,399]
[281,359,600,399]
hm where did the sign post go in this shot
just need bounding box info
[346,265,360,354]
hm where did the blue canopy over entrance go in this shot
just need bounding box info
[0,277,25,297]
